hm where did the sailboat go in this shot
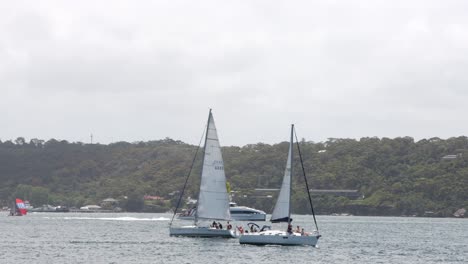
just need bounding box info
[239,124,321,246]
[169,110,237,238]
[9,198,28,216]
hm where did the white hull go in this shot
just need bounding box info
[177,216,196,221]
[169,226,238,238]
[230,213,266,221]
[239,230,320,246]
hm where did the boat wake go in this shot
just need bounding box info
[60,216,170,221]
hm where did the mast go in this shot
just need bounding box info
[11,201,15,215]
[194,109,212,225]
[288,124,294,224]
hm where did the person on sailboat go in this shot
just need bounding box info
[218,222,223,229]
[227,221,232,230]
[249,225,258,233]
[295,226,301,233]
[287,223,293,234]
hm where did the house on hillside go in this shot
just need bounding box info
[309,189,364,199]
[144,195,164,201]
[101,198,119,209]
[441,154,462,160]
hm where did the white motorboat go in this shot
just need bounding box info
[178,202,266,221]
[239,125,321,246]
[169,109,237,238]
[229,202,266,221]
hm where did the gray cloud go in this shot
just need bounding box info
[1,0,468,145]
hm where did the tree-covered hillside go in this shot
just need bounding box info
[0,136,467,216]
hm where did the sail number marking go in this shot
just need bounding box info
[213,160,224,170]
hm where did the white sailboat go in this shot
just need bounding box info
[239,124,321,246]
[169,109,237,238]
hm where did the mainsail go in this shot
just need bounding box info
[270,125,293,223]
[196,110,231,221]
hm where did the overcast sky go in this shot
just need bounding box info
[1,0,468,146]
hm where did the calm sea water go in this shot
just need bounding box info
[0,213,466,264]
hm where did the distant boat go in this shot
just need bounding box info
[9,198,27,216]
[239,124,321,246]
[79,205,101,211]
[169,110,237,238]
[30,204,70,212]
[453,208,465,218]
[178,202,266,221]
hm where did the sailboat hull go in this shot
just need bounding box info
[169,226,237,238]
[239,230,320,246]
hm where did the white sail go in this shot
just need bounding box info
[196,111,231,221]
[270,126,293,222]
